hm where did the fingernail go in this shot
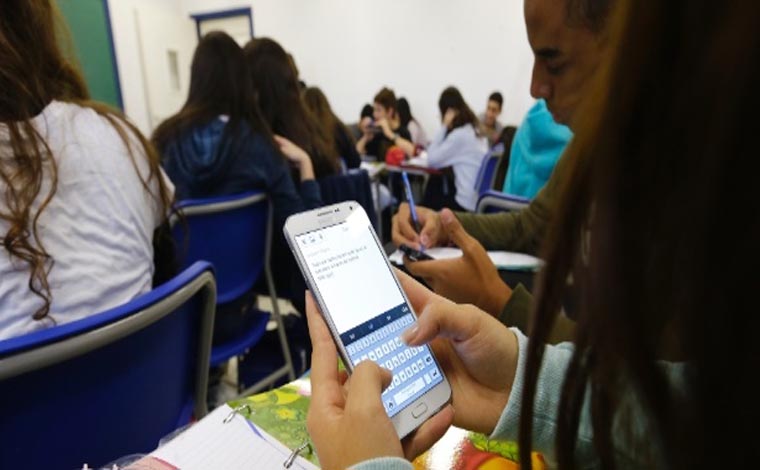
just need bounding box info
[400,325,418,345]
[419,234,429,247]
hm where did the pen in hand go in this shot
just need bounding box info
[401,171,425,251]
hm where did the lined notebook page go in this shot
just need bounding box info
[148,405,318,470]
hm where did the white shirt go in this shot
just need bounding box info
[407,119,429,147]
[0,101,174,340]
[426,124,488,211]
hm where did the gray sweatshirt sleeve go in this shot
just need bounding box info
[349,456,412,470]
[490,328,596,468]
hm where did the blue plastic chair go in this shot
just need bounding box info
[0,261,216,470]
[319,169,378,229]
[474,143,505,197]
[172,191,295,396]
[476,189,531,214]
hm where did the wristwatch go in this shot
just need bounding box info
[392,132,400,143]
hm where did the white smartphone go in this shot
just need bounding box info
[284,201,451,439]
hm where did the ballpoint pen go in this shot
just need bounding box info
[401,171,425,251]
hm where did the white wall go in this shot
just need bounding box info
[108,0,188,135]
[180,0,536,134]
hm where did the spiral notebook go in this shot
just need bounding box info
[127,404,318,470]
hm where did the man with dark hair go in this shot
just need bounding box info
[356,87,415,160]
[479,91,505,146]
[392,0,616,341]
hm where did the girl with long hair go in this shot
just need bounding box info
[397,97,429,147]
[302,86,361,171]
[425,86,488,211]
[243,38,341,179]
[0,0,173,339]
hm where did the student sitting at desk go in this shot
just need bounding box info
[356,88,415,161]
[305,1,757,468]
[303,86,361,171]
[0,0,174,340]
[153,32,322,328]
[425,87,488,212]
[397,97,429,148]
[478,91,505,148]
[244,38,342,180]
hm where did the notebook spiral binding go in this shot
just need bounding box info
[222,404,252,424]
[283,440,313,469]
[222,404,312,469]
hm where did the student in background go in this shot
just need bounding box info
[0,0,173,340]
[350,103,374,142]
[303,86,361,170]
[356,88,415,160]
[243,38,341,179]
[155,33,320,204]
[425,87,488,212]
[397,97,429,148]
[503,99,572,199]
[153,32,322,330]
[306,1,757,468]
[478,91,505,147]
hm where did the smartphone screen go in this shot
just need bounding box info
[294,213,444,417]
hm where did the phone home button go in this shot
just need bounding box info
[412,403,428,419]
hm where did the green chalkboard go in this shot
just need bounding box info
[57,0,122,109]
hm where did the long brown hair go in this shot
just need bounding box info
[152,31,273,155]
[438,86,480,135]
[0,0,173,322]
[302,86,353,159]
[520,1,759,468]
[243,38,340,177]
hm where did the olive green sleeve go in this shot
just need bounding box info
[497,284,576,344]
[499,284,575,344]
[497,284,534,332]
[453,151,568,255]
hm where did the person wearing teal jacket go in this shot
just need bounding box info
[503,99,572,199]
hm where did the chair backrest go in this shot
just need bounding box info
[476,189,531,214]
[474,143,505,196]
[172,191,270,305]
[319,170,378,228]
[0,261,216,470]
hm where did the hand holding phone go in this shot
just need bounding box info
[304,292,454,468]
[284,202,452,439]
[304,267,517,468]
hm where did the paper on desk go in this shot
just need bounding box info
[360,161,386,179]
[132,405,317,470]
[389,247,543,271]
[402,155,429,167]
